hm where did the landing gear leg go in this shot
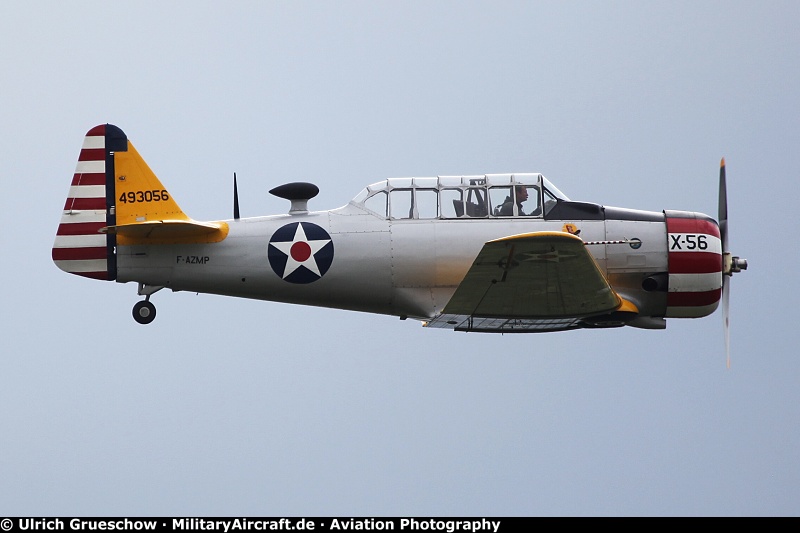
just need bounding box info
[132,283,164,325]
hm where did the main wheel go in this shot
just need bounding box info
[132,300,156,324]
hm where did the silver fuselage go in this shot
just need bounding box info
[116,201,674,325]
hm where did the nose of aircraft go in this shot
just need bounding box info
[664,210,723,319]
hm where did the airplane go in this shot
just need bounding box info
[53,124,747,357]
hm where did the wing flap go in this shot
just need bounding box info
[429,231,628,331]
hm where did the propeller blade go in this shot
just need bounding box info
[233,172,240,220]
[723,276,730,369]
[719,158,728,254]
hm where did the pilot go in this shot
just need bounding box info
[497,185,529,216]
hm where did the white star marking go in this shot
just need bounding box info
[269,224,331,279]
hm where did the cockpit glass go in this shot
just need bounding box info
[542,177,569,201]
[363,190,387,217]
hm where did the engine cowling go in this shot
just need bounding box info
[664,210,723,318]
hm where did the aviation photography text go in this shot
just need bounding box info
[7,519,503,533]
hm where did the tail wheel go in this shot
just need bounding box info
[132,300,156,325]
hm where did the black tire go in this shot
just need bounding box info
[132,300,156,324]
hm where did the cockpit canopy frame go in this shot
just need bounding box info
[352,173,569,220]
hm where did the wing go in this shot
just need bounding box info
[426,231,636,333]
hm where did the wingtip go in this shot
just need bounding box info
[720,157,726,168]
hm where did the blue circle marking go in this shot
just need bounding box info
[268,222,334,284]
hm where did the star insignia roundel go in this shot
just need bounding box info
[268,222,334,284]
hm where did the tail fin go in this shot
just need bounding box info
[53,124,227,280]
[108,135,227,244]
[111,134,190,228]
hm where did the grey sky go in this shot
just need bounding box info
[1,0,797,516]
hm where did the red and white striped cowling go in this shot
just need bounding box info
[664,210,723,318]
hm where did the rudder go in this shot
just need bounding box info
[52,124,126,280]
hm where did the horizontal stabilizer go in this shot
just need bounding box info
[101,219,229,244]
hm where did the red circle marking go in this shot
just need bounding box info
[290,241,312,262]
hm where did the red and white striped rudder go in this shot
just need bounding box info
[52,124,127,280]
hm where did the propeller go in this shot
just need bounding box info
[718,158,748,368]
